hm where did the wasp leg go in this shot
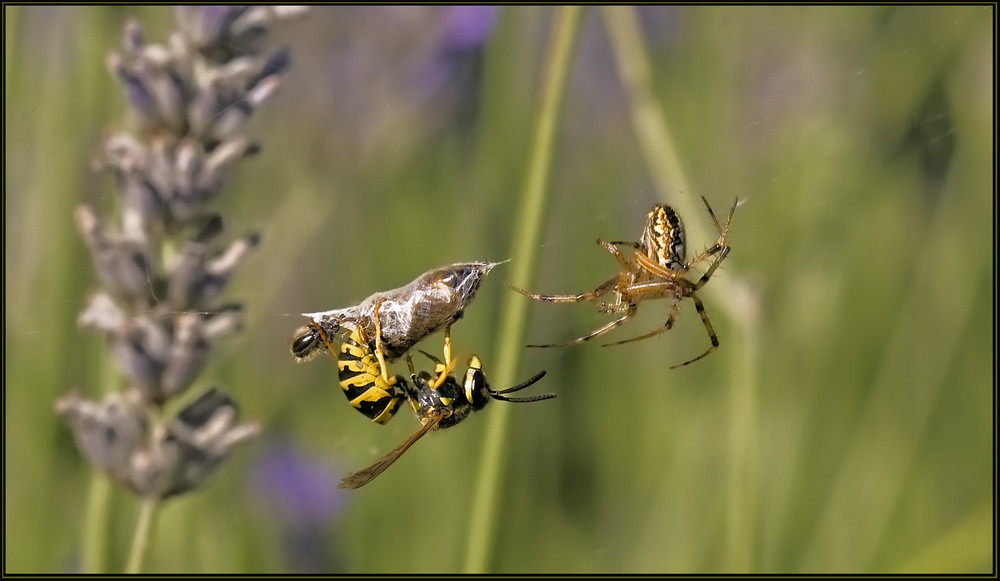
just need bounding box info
[430,324,457,390]
[372,298,391,384]
[401,354,423,414]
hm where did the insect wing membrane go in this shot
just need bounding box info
[338,410,446,489]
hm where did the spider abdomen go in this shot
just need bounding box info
[642,203,686,272]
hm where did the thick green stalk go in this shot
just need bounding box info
[462,5,582,574]
[600,7,695,219]
[602,6,759,572]
[80,472,112,573]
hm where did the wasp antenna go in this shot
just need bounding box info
[491,370,548,395]
[490,391,557,403]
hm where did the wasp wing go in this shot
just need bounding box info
[338,410,446,489]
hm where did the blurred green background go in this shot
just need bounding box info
[4,5,992,574]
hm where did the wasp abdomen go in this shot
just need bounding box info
[337,328,404,424]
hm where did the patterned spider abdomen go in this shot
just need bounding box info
[641,204,686,271]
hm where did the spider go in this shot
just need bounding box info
[511,197,738,368]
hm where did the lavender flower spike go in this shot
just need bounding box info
[58,8,307,510]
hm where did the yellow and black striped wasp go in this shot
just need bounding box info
[291,261,500,423]
[338,353,554,489]
[511,197,738,368]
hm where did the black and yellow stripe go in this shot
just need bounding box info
[336,326,404,424]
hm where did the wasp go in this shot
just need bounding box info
[291,261,500,421]
[338,353,554,489]
[511,197,738,368]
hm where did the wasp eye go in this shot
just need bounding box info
[464,368,489,407]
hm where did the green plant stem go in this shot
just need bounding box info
[125,496,160,574]
[601,5,752,313]
[602,6,760,572]
[600,6,696,220]
[462,5,582,574]
[801,173,991,571]
[79,334,120,573]
[80,475,112,573]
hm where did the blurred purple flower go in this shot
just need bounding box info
[251,438,344,572]
[251,438,342,527]
[441,5,499,51]
[414,6,500,138]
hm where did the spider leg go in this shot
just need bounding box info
[701,196,738,239]
[637,242,730,292]
[508,238,638,304]
[682,243,724,272]
[634,252,685,282]
[691,245,730,290]
[599,238,640,271]
[601,290,682,347]
[606,240,641,249]
[508,275,620,303]
[669,292,719,369]
[672,197,738,273]
[527,304,637,348]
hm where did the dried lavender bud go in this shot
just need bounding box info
[155,388,262,498]
[166,241,210,310]
[57,388,259,500]
[109,316,169,400]
[166,231,259,311]
[56,391,149,491]
[158,312,210,400]
[78,292,129,332]
[107,28,191,134]
[175,6,308,63]
[75,205,154,302]
[122,18,145,53]
[201,305,245,340]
